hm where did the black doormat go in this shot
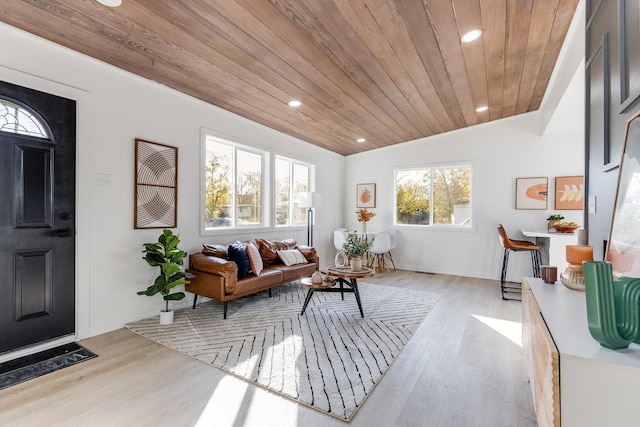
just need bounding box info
[0,343,97,391]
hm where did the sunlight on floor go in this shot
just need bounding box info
[194,348,302,427]
[195,376,247,426]
[472,314,522,347]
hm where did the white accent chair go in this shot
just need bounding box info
[333,228,347,251]
[368,231,393,273]
[386,228,397,269]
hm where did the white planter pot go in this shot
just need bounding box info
[160,310,174,325]
[350,257,362,272]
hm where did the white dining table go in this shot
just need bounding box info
[521,229,581,268]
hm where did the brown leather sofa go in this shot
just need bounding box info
[186,238,318,318]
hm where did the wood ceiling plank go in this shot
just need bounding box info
[426,0,478,127]
[351,0,456,134]
[277,0,426,140]
[130,0,390,149]
[514,0,559,114]
[0,0,579,155]
[502,0,534,117]
[395,1,467,130]
[332,0,439,135]
[529,0,580,111]
[236,0,414,144]
[480,0,506,121]
[192,0,401,147]
[371,1,457,133]
[453,0,490,125]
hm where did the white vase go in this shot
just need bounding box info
[351,257,362,272]
[160,310,174,325]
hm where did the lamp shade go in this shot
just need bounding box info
[298,192,322,208]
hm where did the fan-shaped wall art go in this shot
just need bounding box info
[134,139,178,229]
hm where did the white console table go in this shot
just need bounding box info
[522,278,640,426]
[521,230,580,268]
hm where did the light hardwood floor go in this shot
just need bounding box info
[0,271,537,427]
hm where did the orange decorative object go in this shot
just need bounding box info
[525,184,548,201]
[356,208,375,223]
[360,189,371,204]
[566,245,594,265]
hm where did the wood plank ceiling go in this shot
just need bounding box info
[0,0,579,155]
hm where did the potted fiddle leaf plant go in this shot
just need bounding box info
[137,229,190,325]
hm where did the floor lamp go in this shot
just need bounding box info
[298,192,321,246]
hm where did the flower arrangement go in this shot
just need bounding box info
[356,208,376,223]
[342,233,372,259]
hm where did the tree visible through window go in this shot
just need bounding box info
[395,165,471,226]
[204,137,263,228]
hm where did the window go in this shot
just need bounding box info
[395,165,472,226]
[0,97,52,139]
[275,156,310,226]
[204,136,264,228]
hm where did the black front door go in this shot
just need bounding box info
[0,81,76,354]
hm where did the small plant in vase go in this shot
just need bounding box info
[342,233,372,272]
[547,214,565,231]
[137,229,190,325]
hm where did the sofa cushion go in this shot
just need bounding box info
[277,249,308,266]
[228,241,251,279]
[255,238,297,266]
[295,245,317,263]
[202,243,228,258]
[245,242,264,276]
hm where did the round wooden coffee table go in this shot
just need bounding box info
[299,266,374,317]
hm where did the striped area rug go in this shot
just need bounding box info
[126,281,440,421]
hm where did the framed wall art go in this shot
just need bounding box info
[134,139,178,229]
[606,110,640,278]
[555,176,584,210]
[356,183,376,208]
[515,177,548,210]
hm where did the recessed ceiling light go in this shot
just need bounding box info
[476,105,489,112]
[96,0,122,6]
[461,29,482,43]
[357,138,366,143]
[288,100,302,107]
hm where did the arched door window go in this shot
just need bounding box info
[0,97,53,140]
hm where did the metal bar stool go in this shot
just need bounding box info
[497,224,542,300]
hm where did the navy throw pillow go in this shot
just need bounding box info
[227,242,251,280]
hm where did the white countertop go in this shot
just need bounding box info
[525,277,640,368]
[521,229,582,238]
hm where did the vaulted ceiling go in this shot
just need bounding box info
[1,0,579,155]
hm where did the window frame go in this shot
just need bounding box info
[393,162,474,230]
[274,155,312,228]
[200,128,316,236]
[201,130,269,235]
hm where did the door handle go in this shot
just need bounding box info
[50,228,73,237]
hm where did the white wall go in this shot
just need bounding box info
[0,22,343,338]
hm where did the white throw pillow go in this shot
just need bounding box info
[277,249,308,266]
